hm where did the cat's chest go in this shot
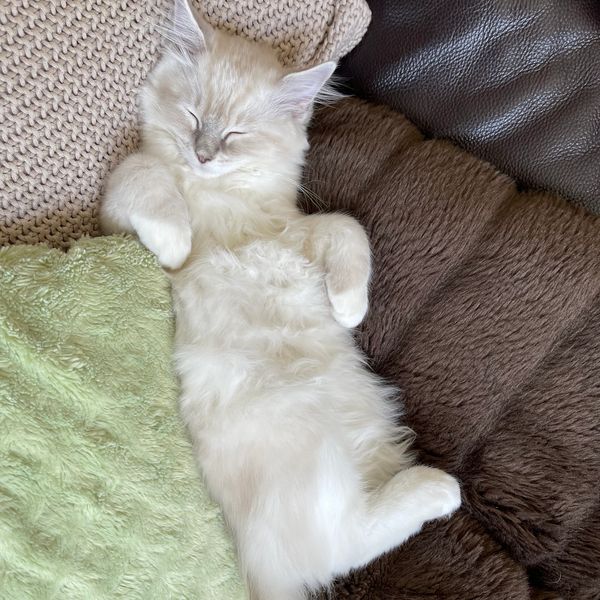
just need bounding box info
[172,237,327,336]
[180,234,319,294]
[207,238,311,281]
[181,186,315,282]
[173,185,326,323]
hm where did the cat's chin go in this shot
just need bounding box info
[186,159,237,180]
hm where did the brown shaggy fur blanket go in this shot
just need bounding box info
[306,99,600,599]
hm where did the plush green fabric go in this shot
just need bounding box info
[0,236,245,600]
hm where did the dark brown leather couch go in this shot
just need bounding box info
[339,0,600,212]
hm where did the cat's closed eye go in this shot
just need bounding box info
[187,109,201,131]
[222,130,246,143]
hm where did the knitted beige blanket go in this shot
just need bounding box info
[0,0,370,247]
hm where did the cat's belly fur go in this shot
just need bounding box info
[172,232,398,519]
[172,237,353,394]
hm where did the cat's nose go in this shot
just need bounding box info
[197,153,211,164]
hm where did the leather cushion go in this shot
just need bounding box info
[339,0,600,213]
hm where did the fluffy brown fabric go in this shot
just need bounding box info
[306,99,600,599]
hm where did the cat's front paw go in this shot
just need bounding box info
[130,213,192,270]
[327,281,368,328]
[412,466,462,521]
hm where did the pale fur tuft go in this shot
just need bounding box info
[313,74,346,107]
[155,0,211,63]
[100,2,461,599]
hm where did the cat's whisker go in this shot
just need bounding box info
[298,184,326,211]
[281,176,328,212]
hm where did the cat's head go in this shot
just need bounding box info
[140,0,336,183]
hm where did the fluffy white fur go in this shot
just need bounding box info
[100,2,461,598]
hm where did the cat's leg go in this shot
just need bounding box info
[100,152,192,269]
[238,452,459,594]
[335,465,461,574]
[304,213,371,328]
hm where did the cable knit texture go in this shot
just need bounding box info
[0,0,371,248]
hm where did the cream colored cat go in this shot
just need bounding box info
[101,2,461,598]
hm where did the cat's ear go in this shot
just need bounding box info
[169,0,213,57]
[276,62,337,121]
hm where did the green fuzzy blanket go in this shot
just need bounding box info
[0,236,245,600]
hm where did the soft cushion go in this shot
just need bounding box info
[0,237,244,599]
[0,0,370,248]
[306,98,600,599]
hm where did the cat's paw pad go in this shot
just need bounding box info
[327,284,368,328]
[131,214,191,270]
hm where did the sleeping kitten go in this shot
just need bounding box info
[100,1,461,598]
